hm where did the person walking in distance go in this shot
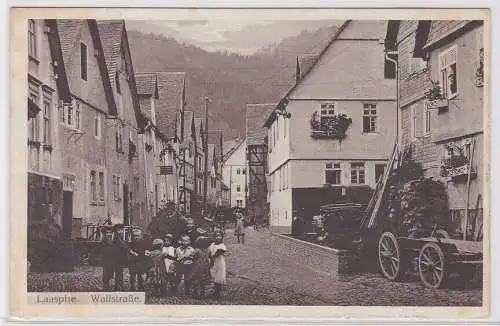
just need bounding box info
[208,230,227,300]
[235,212,246,244]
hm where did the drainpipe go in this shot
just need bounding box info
[385,51,399,150]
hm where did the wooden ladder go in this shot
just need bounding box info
[361,141,399,229]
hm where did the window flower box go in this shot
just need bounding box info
[440,152,476,181]
[425,81,448,113]
[310,112,352,140]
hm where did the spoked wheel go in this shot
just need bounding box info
[418,242,447,289]
[378,232,402,281]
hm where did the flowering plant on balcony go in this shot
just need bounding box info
[424,81,444,101]
[425,81,449,112]
[310,111,352,139]
[440,144,475,179]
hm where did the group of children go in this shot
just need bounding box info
[101,225,228,299]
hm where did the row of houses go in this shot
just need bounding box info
[221,20,485,236]
[27,19,229,239]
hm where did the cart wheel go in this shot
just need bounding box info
[418,242,447,289]
[378,232,402,281]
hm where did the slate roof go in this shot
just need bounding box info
[135,72,157,96]
[183,110,194,141]
[194,117,204,149]
[55,20,84,66]
[155,72,186,139]
[246,104,275,146]
[96,20,124,91]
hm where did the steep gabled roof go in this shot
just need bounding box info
[208,130,223,161]
[45,19,71,102]
[96,20,124,91]
[154,72,186,139]
[135,72,158,97]
[246,104,275,145]
[97,20,146,128]
[56,19,118,116]
[223,137,245,162]
[194,117,204,149]
[264,20,351,127]
[183,110,194,141]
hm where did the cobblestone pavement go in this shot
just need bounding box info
[28,229,482,306]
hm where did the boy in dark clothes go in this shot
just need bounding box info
[101,225,129,291]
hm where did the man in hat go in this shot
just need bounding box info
[128,228,148,291]
[100,225,128,291]
[184,218,206,246]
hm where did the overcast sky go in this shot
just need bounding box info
[126,19,340,54]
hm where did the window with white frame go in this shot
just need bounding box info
[43,99,51,144]
[350,162,365,184]
[28,88,39,142]
[375,164,386,183]
[113,175,122,200]
[80,42,88,81]
[236,199,242,207]
[325,162,341,185]
[94,114,101,139]
[90,171,97,202]
[424,107,431,135]
[236,185,241,193]
[363,104,377,133]
[439,45,458,99]
[98,172,105,201]
[28,20,37,58]
[236,168,240,175]
[116,123,123,152]
[319,103,336,129]
[411,106,417,140]
[74,101,81,130]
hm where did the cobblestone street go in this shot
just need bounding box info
[28,229,482,306]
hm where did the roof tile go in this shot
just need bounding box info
[96,20,124,91]
[155,72,186,139]
[135,72,157,96]
[246,104,275,146]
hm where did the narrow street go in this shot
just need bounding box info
[28,229,482,306]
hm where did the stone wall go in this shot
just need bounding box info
[270,233,358,277]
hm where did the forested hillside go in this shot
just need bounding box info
[128,24,339,139]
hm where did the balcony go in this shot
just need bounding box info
[440,155,477,181]
[310,112,352,140]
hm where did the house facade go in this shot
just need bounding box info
[27,19,70,233]
[208,130,224,208]
[55,19,116,237]
[386,20,485,239]
[135,72,169,217]
[222,138,247,208]
[97,20,147,229]
[193,117,205,214]
[265,20,397,234]
[247,104,274,223]
[179,110,196,215]
[154,72,187,209]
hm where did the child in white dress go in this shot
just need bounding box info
[208,231,227,299]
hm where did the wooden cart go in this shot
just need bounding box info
[377,231,482,289]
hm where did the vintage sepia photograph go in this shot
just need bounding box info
[11,7,491,319]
